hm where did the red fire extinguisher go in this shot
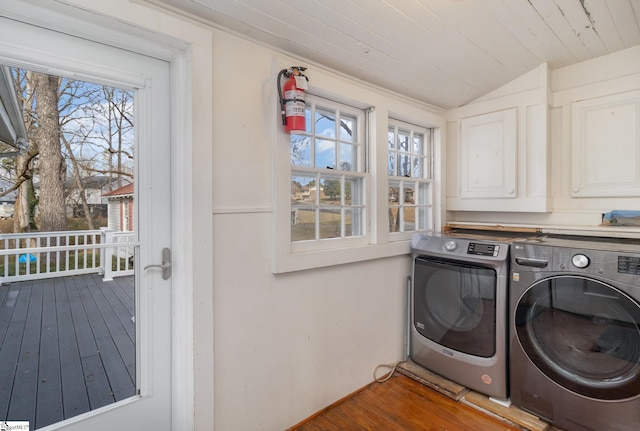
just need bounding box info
[278,66,308,133]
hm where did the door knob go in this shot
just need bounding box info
[144,247,171,280]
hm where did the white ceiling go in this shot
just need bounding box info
[152,0,640,109]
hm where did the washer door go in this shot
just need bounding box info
[414,257,496,357]
[514,275,640,400]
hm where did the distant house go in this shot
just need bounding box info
[102,183,133,231]
[0,167,17,218]
[66,175,128,218]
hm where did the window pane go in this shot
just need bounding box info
[399,154,411,177]
[398,131,410,152]
[346,176,363,205]
[412,156,422,178]
[388,129,395,149]
[389,207,400,233]
[292,174,317,203]
[388,152,395,176]
[291,207,316,241]
[403,206,416,231]
[319,208,341,239]
[345,207,364,237]
[315,139,336,169]
[316,109,336,138]
[388,181,400,204]
[340,115,356,142]
[413,134,423,154]
[291,135,311,166]
[417,182,430,205]
[404,183,415,204]
[340,143,356,171]
[416,206,431,231]
[320,176,341,205]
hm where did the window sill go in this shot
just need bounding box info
[272,240,411,274]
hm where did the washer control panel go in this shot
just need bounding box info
[513,238,640,284]
[618,256,640,275]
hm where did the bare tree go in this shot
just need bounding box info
[4,67,135,233]
[33,71,66,233]
[62,134,94,229]
[12,69,38,233]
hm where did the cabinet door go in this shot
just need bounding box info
[460,108,517,199]
[571,91,640,197]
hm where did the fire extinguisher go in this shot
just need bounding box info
[278,66,308,133]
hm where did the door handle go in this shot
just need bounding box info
[144,247,171,280]
[515,257,548,268]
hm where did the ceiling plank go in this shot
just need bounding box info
[597,0,640,49]
[492,0,578,68]
[528,0,592,62]
[552,0,607,58]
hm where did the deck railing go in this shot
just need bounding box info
[0,228,136,284]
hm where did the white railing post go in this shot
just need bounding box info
[101,227,115,281]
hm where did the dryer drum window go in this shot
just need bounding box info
[514,275,640,400]
[414,257,497,358]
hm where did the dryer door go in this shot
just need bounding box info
[413,257,497,357]
[514,275,640,400]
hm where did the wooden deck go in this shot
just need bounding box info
[0,273,136,429]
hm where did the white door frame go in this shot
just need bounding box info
[0,0,197,429]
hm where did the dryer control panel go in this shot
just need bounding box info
[467,242,500,257]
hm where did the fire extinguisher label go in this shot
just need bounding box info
[286,101,305,117]
[285,89,304,101]
[285,89,305,117]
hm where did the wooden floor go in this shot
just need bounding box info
[0,274,135,429]
[289,373,525,431]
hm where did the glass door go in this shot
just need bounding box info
[0,14,173,430]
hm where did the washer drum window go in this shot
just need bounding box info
[514,276,640,400]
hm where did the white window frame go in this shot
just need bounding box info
[290,94,368,253]
[387,119,435,241]
[273,70,445,274]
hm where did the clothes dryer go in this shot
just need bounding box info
[410,233,511,400]
[510,236,640,431]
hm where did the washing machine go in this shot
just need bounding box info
[410,233,511,400]
[510,235,640,431]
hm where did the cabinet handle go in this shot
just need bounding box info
[508,189,515,194]
[572,187,579,193]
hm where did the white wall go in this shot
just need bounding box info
[446,45,640,231]
[209,29,436,429]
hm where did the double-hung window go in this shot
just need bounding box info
[290,95,366,251]
[387,119,434,237]
[275,83,441,273]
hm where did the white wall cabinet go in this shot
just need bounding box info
[571,90,640,198]
[460,108,517,199]
[447,64,551,213]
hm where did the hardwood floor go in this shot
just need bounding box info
[288,373,523,431]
